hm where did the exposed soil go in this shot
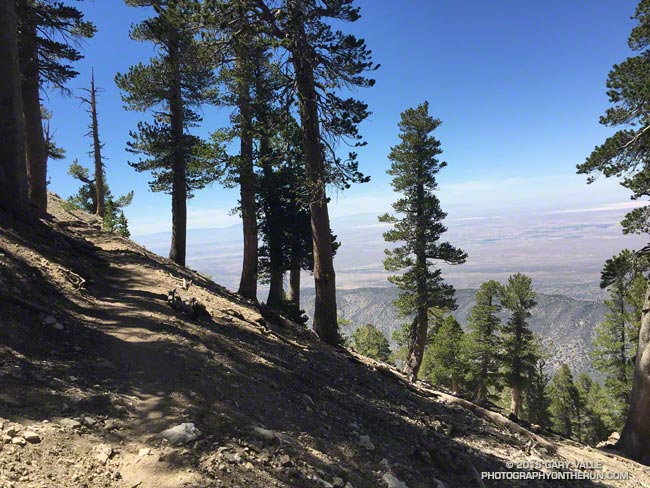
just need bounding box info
[0,194,649,488]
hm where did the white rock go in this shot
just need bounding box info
[43,316,57,326]
[358,435,375,451]
[382,473,409,488]
[23,431,41,443]
[81,417,96,427]
[94,444,113,464]
[159,423,201,445]
[59,419,81,429]
[138,448,151,457]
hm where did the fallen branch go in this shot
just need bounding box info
[429,388,555,451]
[63,268,86,289]
[169,272,192,290]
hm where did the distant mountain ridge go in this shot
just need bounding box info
[302,286,606,375]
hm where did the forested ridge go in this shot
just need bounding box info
[1,0,650,486]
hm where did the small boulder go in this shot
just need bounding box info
[11,437,26,446]
[23,432,41,444]
[138,448,151,457]
[59,419,81,429]
[159,423,201,445]
[383,473,409,488]
[94,444,113,464]
[358,435,375,451]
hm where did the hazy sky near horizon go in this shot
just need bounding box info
[43,0,644,236]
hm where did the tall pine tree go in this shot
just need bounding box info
[254,0,376,344]
[0,0,30,221]
[463,280,502,403]
[591,250,643,429]
[116,0,221,266]
[499,273,539,418]
[548,364,583,442]
[78,69,106,217]
[577,0,650,461]
[421,315,466,394]
[379,102,466,381]
[16,0,95,216]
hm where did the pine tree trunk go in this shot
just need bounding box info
[618,281,650,464]
[291,15,338,345]
[289,265,301,308]
[90,69,105,217]
[168,33,187,267]
[235,32,257,301]
[511,386,522,418]
[451,377,459,395]
[258,94,282,308]
[404,309,427,381]
[267,270,284,308]
[0,0,30,220]
[19,18,47,217]
[403,177,428,381]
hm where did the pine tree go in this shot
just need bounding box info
[350,324,392,363]
[548,364,583,441]
[116,0,222,266]
[67,159,133,234]
[591,250,641,428]
[575,373,611,446]
[522,356,551,428]
[78,69,106,217]
[577,0,650,461]
[499,273,539,418]
[0,0,30,221]
[421,315,465,394]
[254,0,377,345]
[16,0,95,216]
[463,280,502,403]
[379,102,467,381]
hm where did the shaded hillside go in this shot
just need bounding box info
[302,287,606,375]
[0,195,646,488]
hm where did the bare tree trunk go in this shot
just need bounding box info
[289,265,301,308]
[168,33,187,267]
[235,23,257,301]
[618,281,650,464]
[511,386,522,418]
[291,17,338,345]
[19,17,47,217]
[89,69,105,217]
[0,0,30,220]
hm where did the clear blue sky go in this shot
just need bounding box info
[44,0,641,236]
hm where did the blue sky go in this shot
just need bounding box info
[44,0,642,236]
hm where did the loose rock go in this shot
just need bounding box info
[358,435,375,451]
[159,423,201,445]
[383,473,409,488]
[23,432,41,444]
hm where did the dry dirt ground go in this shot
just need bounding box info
[0,194,649,488]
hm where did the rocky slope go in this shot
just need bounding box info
[0,195,648,488]
[302,287,606,375]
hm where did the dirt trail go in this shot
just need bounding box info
[1,195,650,488]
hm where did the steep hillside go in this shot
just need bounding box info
[302,287,606,375]
[0,195,647,488]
